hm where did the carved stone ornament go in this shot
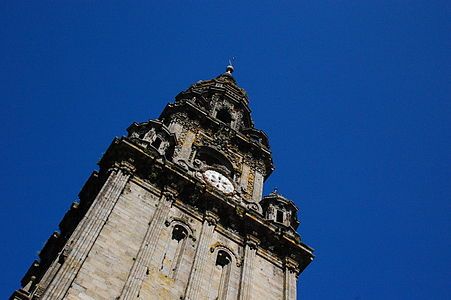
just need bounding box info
[162,186,178,202]
[171,112,201,132]
[111,160,136,175]
[245,170,255,200]
[242,153,266,173]
[194,131,242,172]
[245,202,260,213]
[245,234,260,250]
[204,211,219,226]
[235,206,246,218]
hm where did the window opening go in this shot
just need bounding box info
[216,250,231,267]
[211,250,232,300]
[172,224,188,241]
[216,108,232,125]
[160,225,188,278]
[152,137,162,149]
[276,210,284,223]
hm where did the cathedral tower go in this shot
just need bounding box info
[11,66,314,300]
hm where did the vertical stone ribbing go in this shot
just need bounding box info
[119,190,175,300]
[184,212,218,300]
[41,163,133,300]
[218,260,231,300]
[238,235,259,300]
[34,258,61,297]
[169,233,188,279]
[284,258,299,300]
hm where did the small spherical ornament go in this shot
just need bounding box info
[226,64,234,74]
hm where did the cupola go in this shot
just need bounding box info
[260,191,300,230]
[127,120,176,158]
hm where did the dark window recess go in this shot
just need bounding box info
[276,210,284,223]
[171,225,188,242]
[152,137,162,149]
[195,147,234,174]
[216,250,231,267]
[216,108,232,125]
[250,134,261,143]
[139,132,146,139]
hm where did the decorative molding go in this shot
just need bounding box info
[209,243,242,267]
[111,159,136,175]
[164,217,196,242]
[284,257,300,274]
[245,170,255,200]
[204,211,219,226]
[245,234,260,250]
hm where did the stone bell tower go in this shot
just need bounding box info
[11,66,314,300]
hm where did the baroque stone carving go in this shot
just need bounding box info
[10,68,313,300]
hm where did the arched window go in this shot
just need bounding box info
[160,225,188,278]
[209,250,232,300]
[216,108,232,125]
[194,147,234,176]
[171,224,188,241]
[216,250,231,267]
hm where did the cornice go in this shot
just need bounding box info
[97,138,313,267]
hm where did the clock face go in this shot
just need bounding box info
[203,170,234,194]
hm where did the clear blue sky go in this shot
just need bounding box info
[1,1,450,299]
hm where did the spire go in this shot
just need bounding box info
[225,64,234,75]
[225,58,235,76]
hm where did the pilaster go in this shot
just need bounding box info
[283,257,299,300]
[40,162,133,300]
[238,234,260,300]
[251,172,263,202]
[119,188,176,299]
[184,211,218,300]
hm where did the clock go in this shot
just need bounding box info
[203,170,234,194]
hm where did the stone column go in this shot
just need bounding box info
[41,162,133,300]
[283,257,299,300]
[119,189,176,300]
[184,211,218,300]
[238,234,259,300]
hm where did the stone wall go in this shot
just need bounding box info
[56,177,287,300]
[64,179,158,299]
[251,254,284,300]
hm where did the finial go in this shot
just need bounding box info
[226,57,235,74]
[273,187,279,194]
